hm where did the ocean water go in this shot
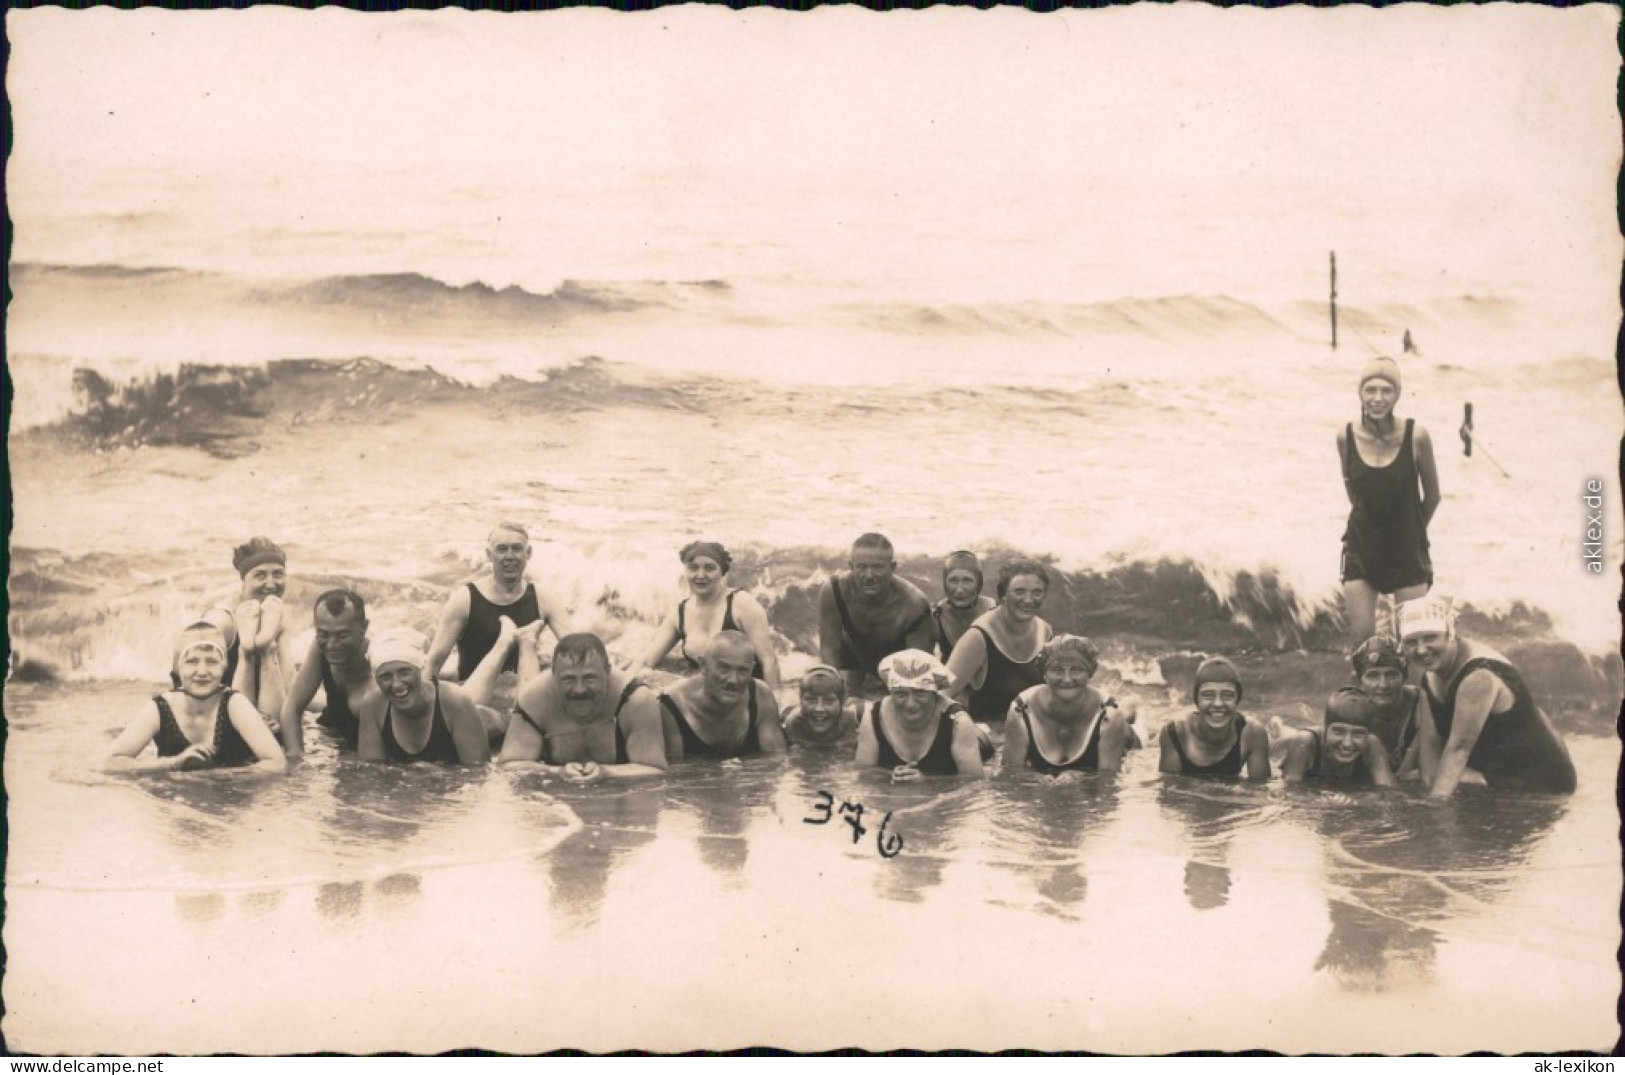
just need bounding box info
[6,5,1623,1054]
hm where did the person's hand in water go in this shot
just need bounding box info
[562,761,604,785]
[892,762,922,784]
[171,743,216,771]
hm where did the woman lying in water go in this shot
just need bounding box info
[1158,656,1271,781]
[1001,635,1136,777]
[101,623,287,774]
[1281,687,1396,788]
[855,649,984,781]
[357,628,491,766]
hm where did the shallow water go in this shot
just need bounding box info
[4,682,1617,1054]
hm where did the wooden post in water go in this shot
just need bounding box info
[1329,251,1338,350]
[1461,402,1474,457]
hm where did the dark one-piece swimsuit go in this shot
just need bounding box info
[457,582,543,677]
[870,698,969,776]
[514,682,643,765]
[382,690,462,764]
[832,581,932,676]
[316,655,362,747]
[659,683,763,759]
[965,625,1046,724]
[1340,418,1432,593]
[1012,694,1115,774]
[1301,729,1373,785]
[1165,716,1248,776]
[1423,657,1576,794]
[676,590,765,680]
[152,690,258,768]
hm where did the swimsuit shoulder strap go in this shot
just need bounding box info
[513,703,546,738]
[676,597,688,639]
[831,577,859,638]
[723,590,739,631]
[1342,422,1357,478]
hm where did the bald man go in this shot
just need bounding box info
[657,631,788,760]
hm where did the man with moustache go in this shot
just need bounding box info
[658,632,789,760]
[425,522,573,682]
[499,633,669,782]
[1402,596,1576,798]
[279,589,372,755]
[818,532,937,696]
[358,628,490,766]
[197,536,291,719]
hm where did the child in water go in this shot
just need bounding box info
[781,664,861,746]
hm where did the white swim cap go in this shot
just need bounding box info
[1396,595,1455,639]
[369,627,427,671]
[879,649,953,692]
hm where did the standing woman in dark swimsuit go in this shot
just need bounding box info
[1158,657,1271,780]
[357,629,491,766]
[945,559,1053,726]
[855,650,984,781]
[634,540,781,688]
[1337,356,1441,646]
[1001,635,1137,777]
[102,623,286,774]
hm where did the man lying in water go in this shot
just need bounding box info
[1401,596,1577,798]
[102,622,286,775]
[780,664,861,747]
[1282,687,1396,787]
[658,631,788,760]
[1158,657,1272,781]
[499,632,668,782]
[279,589,373,755]
[357,628,491,766]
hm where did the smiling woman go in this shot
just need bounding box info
[945,559,1053,725]
[358,628,490,766]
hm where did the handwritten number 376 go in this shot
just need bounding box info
[804,790,904,858]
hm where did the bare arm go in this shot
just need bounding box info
[632,610,683,677]
[1241,721,1272,781]
[1428,670,1503,799]
[1335,427,1356,509]
[1365,735,1395,788]
[535,584,574,640]
[732,593,782,688]
[100,703,173,772]
[356,695,388,762]
[1412,424,1442,527]
[1158,722,1184,774]
[225,693,288,773]
[817,580,845,668]
[602,689,669,778]
[1281,731,1314,783]
[944,626,989,702]
[949,714,985,776]
[278,637,326,757]
[1417,695,1442,787]
[753,684,788,755]
[853,705,880,769]
[441,685,493,765]
[201,606,238,650]
[999,703,1030,775]
[1097,708,1131,773]
[425,586,472,680]
[903,592,938,655]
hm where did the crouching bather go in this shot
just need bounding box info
[855,649,984,781]
[500,632,668,782]
[1401,596,1576,797]
[102,623,286,774]
[1158,657,1271,780]
[1002,635,1135,775]
[358,628,491,765]
[1282,687,1395,787]
[1350,635,1425,778]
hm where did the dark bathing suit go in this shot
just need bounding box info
[676,591,765,680]
[1302,729,1373,785]
[513,682,642,765]
[382,690,462,764]
[1340,418,1432,593]
[870,698,968,776]
[965,625,1045,724]
[1423,657,1576,794]
[1165,715,1248,776]
[831,580,932,675]
[153,690,257,768]
[1012,695,1115,774]
[933,602,972,661]
[659,683,762,759]
[456,582,542,677]
[317,656,362,747]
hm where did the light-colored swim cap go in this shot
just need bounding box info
[1358,356,1402,393]
[369,627,428,671]
[879,649,954,693]
[1396,595,1455,639]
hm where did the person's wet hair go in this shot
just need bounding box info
[706,630,757,664]
[679,540,732,574]
[996,558,1050,599]
[852,532,894,558]
[554,633,610,670]
[488,521,530,545]
[314,589,367,622]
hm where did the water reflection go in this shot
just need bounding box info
[852,777,983,906]
[539,781,667,927]
[666,762,779,885]
[1156,778,1270,911]
[987,774,1122,919]
[1301,789,1567,993]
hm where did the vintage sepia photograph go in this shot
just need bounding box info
[5,4,1622,1055]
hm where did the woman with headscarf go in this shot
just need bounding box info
[855,650,984,780]
[1336,356,1441,645]
[1001,635,1136,775]
[932,550,996,660]
[634,540,780,687]
[101,622,287,774]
